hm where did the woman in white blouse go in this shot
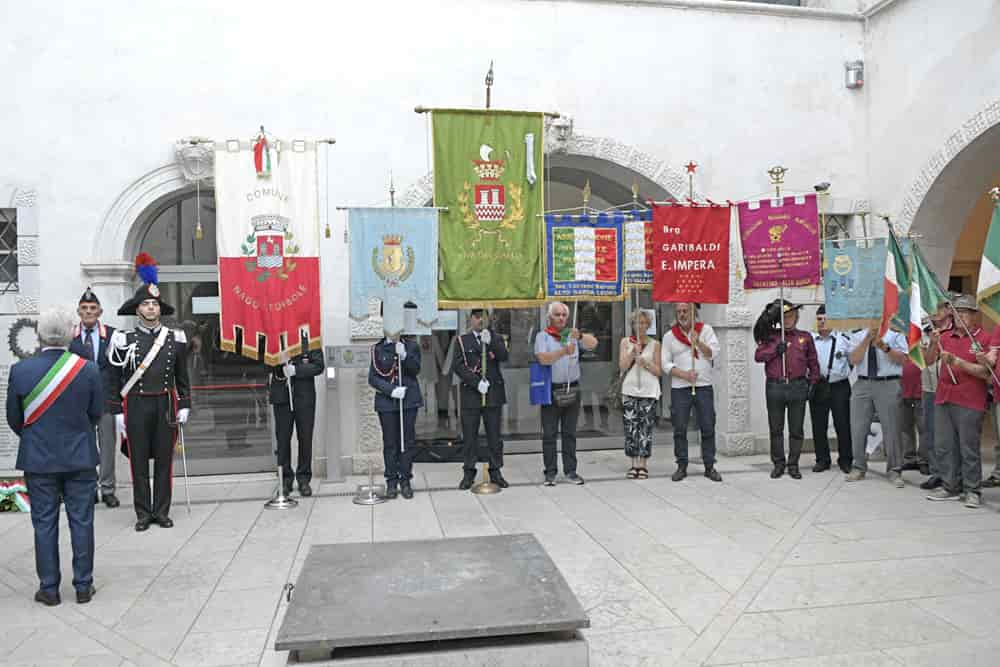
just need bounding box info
[619,309,662,479]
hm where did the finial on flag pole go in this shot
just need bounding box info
[582,179,591,210]
[389,170,396,207]
[767,165,787,198]
[685,161,698,201]
[485,61,494,110]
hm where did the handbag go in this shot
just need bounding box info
[606,371,626,412]
[552,383,580,408]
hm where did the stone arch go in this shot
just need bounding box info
[897,99,1000,277]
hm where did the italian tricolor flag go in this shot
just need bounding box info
[978,201,1000,323]
[22,351,88,426]
[880,229,921,363]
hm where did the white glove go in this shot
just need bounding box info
[477,379,490,395]
[479,329,491,346]
[177,408,190,424]
[115,414,126,437]
[284,362,296,377]
[395,341,407,360]
[390,386,407,400]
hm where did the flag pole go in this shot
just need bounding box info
[768,166,788,380]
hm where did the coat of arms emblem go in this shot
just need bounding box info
[242,214,299,282]
[457,144,524,243]
[372,234,415,288]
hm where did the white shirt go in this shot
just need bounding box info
[812,331,851,383]
[846,329,908,378]
[661,323,719,389]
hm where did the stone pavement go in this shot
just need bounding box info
[2,450,1000,666]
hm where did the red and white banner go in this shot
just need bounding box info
[652,204,730,304]
[214,138,321,365]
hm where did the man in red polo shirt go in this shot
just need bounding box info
[926,295,992,508]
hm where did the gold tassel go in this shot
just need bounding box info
[195,222,204,240]
[325,222,331,238]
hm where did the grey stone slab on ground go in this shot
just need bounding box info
[275,533,589,654]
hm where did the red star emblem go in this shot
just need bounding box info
[685,161,698,174]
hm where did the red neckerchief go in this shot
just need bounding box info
[671,322,704,358]
[72,321,107,339]
[545,326,563,341]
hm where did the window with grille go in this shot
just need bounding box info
[0,209,17,294]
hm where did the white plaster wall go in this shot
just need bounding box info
[0,0,870,450]
[865,0,1000,275]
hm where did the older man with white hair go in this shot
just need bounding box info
[6,306,104,606]
[534,301,598,486]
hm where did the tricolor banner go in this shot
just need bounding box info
[544,213,624,300]
[738,194,821,289]
[651,204,730,304]
[978,201,1000,323]
[22,351,88,426]
[214,138,321,365]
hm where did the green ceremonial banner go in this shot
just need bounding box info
[433,110,545,307]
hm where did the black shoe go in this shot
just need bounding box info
[385,483,398,499]
[704,466,722,482]
[839,463,853,474]
[920,476,943,490]
[543,474,556,487]
[565,473,585,485]
[812,462,831,473]
[135,519,151,532]
[982,476,1000,488]
[156,517,174,529]
[788,464,802,479]
[299,481,313,497]
[34,590,61,606]
[919,463,931,476]
[400,480,414,499]
[671,464,688,482]
[490,473,509,489]
[459,473,475,490]
[282,482,294,497]
[76,586,96,604]
[901,462,921,471]
[102,493,120,508]
[770,464,785,479]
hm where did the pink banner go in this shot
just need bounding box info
[738,194,820,289]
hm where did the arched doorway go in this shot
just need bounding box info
[122,187,275,474]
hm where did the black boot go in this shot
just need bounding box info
[787,464,802,479]
[459,472,475,490]
[704,465,722,482]
[490,472,509,488]
[770,463,785,479]
[385,481,398,499]
[400,479,414,499]
[671,463,688,482]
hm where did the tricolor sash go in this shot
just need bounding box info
[22,351,88,426]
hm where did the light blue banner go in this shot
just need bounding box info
[823,238,887,326]
[348,207,439,335]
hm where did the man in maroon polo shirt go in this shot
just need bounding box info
[926,295,991,508]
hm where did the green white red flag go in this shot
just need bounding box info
[977,200,1000,323]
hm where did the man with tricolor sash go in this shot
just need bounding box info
[6,307,103,606]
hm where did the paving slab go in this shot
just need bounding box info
[275,533,589,653]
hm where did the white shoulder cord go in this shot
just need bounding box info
[107,332,138,371]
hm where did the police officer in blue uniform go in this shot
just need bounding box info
[368,328,422,499]
[268,331,325,497]
[809,305,853,473]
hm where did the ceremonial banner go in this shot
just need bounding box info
[214,138,321,365]
[822,239,888,329]
[544,213,624,300]
[347,207,439,335]
[738,194,820,289]
[623,209,654,287]
[977,201,1000,323]
[651,204,730,304]
[433,110,545,307]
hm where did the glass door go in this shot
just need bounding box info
[157,280,275,475]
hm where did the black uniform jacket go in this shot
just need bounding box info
[368,337,423,413]
[267,347,325,407]
[107,326,191,414]
[451,329,508,410]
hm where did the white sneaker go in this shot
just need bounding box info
[964,493,982,509]
[926,488,961,501]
